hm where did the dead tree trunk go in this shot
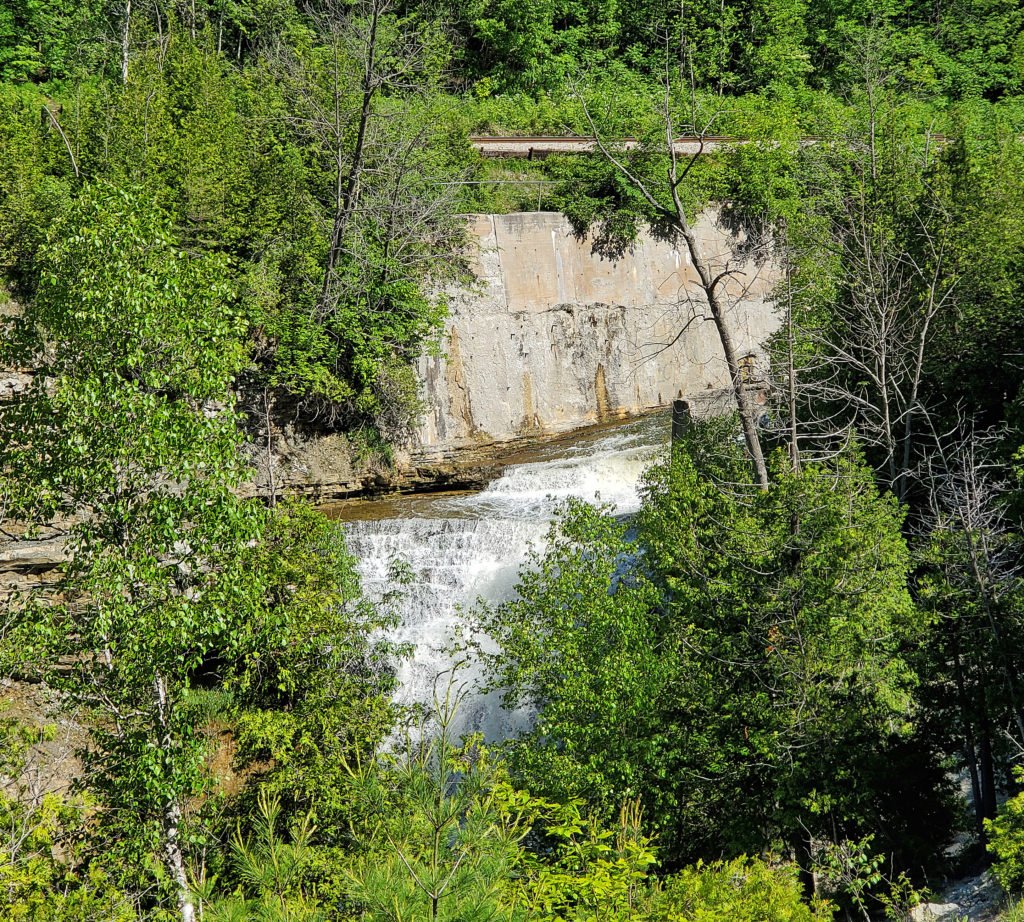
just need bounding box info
[581,106,770,489]
[121,0,132,83]
[954,639,987,841]
[683,217,770,489]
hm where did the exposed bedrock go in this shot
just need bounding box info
[264,210,782,498]
[411,211,781,464]
[1,211,781,591]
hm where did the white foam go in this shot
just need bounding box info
[344,414,669,739]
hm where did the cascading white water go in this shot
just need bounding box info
[341,413,669,739]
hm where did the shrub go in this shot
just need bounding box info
[987,779,1024,893]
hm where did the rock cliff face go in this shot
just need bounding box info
[2,216,781,590]
[1,213,783,514]
[411,212,780,464]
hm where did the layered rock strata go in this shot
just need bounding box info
[412,211,780,464]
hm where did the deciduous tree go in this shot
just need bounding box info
[1,182,256,922]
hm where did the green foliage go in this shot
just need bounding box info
[476,432,927,865]
[0,178,404,916]
[335,689,828,921]
[0,0,103,81]
[0,789,136,922]
[0,174,250,542]
[470,500,671,824]
[987,776,1024,893]
[645,858,829,921]
[0,710,136,921]
[448,0,1024,98]
[547,105,728,260]
[522,800,661,920]
[0,84,74,287]
[230,500,399,842]
[39,181,244,392]
[0,21,465,438]
[448,0,816,94]
[0,180,259,907]
[5,1,1024,917]
[203,792,326,921]
[256,17,466,433]
[812,836,925,920]
[519,797,831,920]
[642,441,938,865]
[341,689,535,921]
[929,110,1024,419]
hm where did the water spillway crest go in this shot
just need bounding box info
[340,414,669,740]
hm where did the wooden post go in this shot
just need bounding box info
[671,399,691,445]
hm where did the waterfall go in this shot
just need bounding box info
[341,413,669,740]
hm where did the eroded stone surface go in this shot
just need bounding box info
[1,214,780,506]
[413,212,780,462]
[910,871,1003,921]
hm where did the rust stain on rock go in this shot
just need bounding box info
[521,371,541,431]
[445,326,474,431]
[595,363,612,421]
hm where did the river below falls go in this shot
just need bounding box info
[325,411,670,740]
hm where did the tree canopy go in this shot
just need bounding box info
[3,0,1024,919]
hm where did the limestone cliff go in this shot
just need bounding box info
[2,212,780,594]
[1,212,782,509]
[412,212,780,464]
